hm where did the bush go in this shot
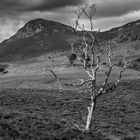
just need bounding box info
[128,62,140,71]
[127,58,140,71]
[102,62,107,65]
[135,57,140,62]
[68,53,77,65]
[117,60,124,67]
[0,64,8,72]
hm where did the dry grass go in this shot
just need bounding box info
[0,54,140,139]
[0,79,140,139]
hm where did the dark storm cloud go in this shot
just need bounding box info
[1,0,140,42]
[95,0,140,17]
[27,0,84,11]
[1,0,140,18]
[0,0,83,16]
[0,0,22,16]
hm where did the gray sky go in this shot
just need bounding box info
[0,0,140,42]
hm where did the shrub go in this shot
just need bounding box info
[135,57,140,62]
[68,53,77,65]
[128,62,140,71]
[0,64,8,72]
[117,60,124,67]
[102,62,107,65]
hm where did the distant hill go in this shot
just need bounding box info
[98,20,140,42]
[0,18,77,61]
[0,18,140,62]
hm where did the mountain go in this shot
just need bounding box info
[0,18,76,61]
[5,18,74,43]
[98,20,140,42]
[0,18,140,62]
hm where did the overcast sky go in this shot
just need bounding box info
[0,0,140,42]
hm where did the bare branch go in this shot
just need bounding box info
[85,69,93,78]
[96,43,116,96]
[77,78,92,87]
[90,30,101,70]
[107,43,112,67]
[115,58,127,85]
[94,41,103,71]
[81,3,96,32]
[74,8,83,30]
[97,58,128,97]
[46,68,57,79]
[45,67,62,93]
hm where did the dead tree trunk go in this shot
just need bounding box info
[85,94,96,131]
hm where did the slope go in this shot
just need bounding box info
[0,19,76,62]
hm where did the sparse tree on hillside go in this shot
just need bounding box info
[44,56,62,93]
[68,52,77,65]
[69,1,128,131]
[45,68,62,93]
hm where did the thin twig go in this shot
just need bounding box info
[45,67,62,93]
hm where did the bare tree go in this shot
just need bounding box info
[45,68,62,93]
[44,57,62,93]
[70,1,128,131]
[68,50,77,65]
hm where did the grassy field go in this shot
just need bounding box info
[0,80,140,140]
[0,56,140,140]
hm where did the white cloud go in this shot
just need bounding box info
[78,10,140,31]
[0,18,24,42]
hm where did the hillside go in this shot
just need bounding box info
[0,19,76,61]
[98,20,140,42]
[0,18,140,62]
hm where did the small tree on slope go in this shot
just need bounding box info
[68,53,77,65]
[69,1,128,131]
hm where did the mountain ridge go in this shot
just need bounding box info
[98,19,140,42]
[4,18,74,43]
[0,18,140,62]
[0,18,76,61]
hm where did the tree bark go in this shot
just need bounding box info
[85,96,96,131]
